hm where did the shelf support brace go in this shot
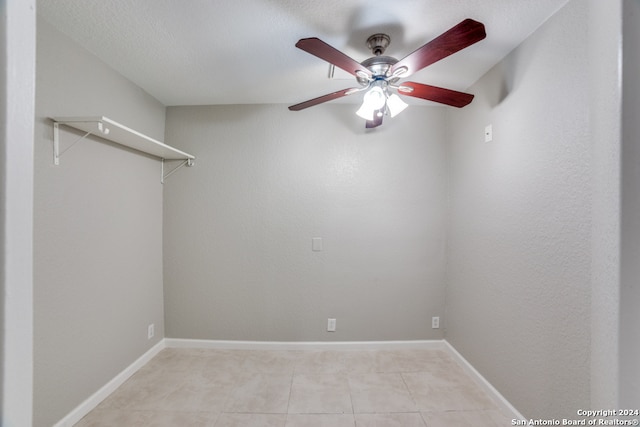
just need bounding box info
[161,158,194,184]
[53,120,110,165]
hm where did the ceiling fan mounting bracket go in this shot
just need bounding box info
[366,33,391,56]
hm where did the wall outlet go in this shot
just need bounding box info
[485,124,493,142]
[147,323,155,339]
[327,318,336,332]
[432,316,440,329]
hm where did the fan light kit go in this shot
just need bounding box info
[289,19,486,128]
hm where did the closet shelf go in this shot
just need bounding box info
[52,116,194,162]
[51,116,194,183]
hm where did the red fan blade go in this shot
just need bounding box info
[398,82,474,108]
[390,19,486,78]
[296,38,372,78]
[288,88,359,111]
[366,110,384,128]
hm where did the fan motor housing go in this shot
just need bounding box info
[358,55,398,84]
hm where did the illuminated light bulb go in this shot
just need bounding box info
[356,86,386,120]
[366,86,386,109]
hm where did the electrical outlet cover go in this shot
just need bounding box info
[484,124,493,142]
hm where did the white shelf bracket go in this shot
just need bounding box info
[53,120,111,165]
[161,158,194,184]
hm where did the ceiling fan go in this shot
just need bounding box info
[288,19,486,128]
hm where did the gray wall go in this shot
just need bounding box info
[163,104,447,342]
[34,18,166,427]
[445,0,591,419]
[620,0,640,407]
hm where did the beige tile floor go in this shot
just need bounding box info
[74,347,513,426]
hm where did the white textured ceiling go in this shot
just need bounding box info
[37,0,569,107]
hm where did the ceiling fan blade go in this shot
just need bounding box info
[398,82,474,108]
[390,19,486,78]
[366,110,384,128]
[288,88,360,111]
[296,38,372,78]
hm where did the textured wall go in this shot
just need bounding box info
[445,0,591,419]
[163,104,447,342]
[33,18,166,427]
[620,0,640,407]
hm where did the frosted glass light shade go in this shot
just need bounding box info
[356,103,375,120]
[387,93,408,117]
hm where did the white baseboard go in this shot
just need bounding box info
[53,340,166,427]
[443,339,525,420]
[164,338,446,351]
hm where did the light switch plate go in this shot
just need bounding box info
[312,237,323,252]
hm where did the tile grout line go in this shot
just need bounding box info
[284,371,295,425]
[399,372,420,412]
[418,410,429,427]
[346,373,356,422]
[211,410,222,427]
